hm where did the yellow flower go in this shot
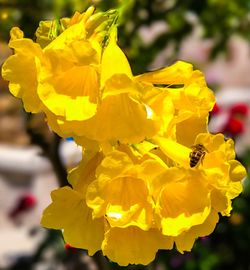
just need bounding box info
[47,29,159,144]
[136,61,215,145]
[36,10,103,123]
[6,6,244,266]
[152,167,211,237]
[3,8,158,145]
[2,7,102,116]
[86,147,166,230]
[41,186,104,255]
[194,133,246,216]
[86,151,153,230]
[155,133,246,217]
[42,146,174,265]
[41,133,245,265]
[41,152,104,255]
[2,27,43,113]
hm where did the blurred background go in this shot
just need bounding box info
[0,0,250,269]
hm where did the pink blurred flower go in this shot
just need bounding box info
[223,117,245,136]
[230,103,248,116]
[9,194,37,219]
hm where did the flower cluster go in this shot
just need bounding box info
[2,7,246,266]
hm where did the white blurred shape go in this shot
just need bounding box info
[0,146,51,174]
[138,21,168,46]
[59,140,82,168]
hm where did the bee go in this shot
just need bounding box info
[189,144,208,168]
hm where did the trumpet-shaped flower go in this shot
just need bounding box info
[152,167,211,237]
[41,152,104,255]
[2,7,102,115]
[2,9,159,145]
[155,133,246,217]
[42,146,174,265]
[2,27,44,113]
[136,61,215,145]
[86,150,156,230]
[41,186,104,255]
[46,30,159,144]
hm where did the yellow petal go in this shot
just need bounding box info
[87,175,153,230]
[229,160,246,182]
[95,150,133,180]
[226,181,243,201]
[101,28,132,87]
[156,169,211,236]
[102,74,141,98]
[211,189,231,215]
[136,61,193,84]
[154,136,191,168]
[183,82,215,114]
[79,93,158,143]
[175,210,219,253]
[2,39,43,113]
[41,187,104,255]
[225,138,236,160]
[38,65,99,121]
[137,158,167,182]
[195,133,225,153]
[74,135,100,151]
[102,226,173,266]
[175,116,208,147]
[151,167,185,198]
[45,20,86,51]
[145,91,175,137]
[68,151,103,194]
